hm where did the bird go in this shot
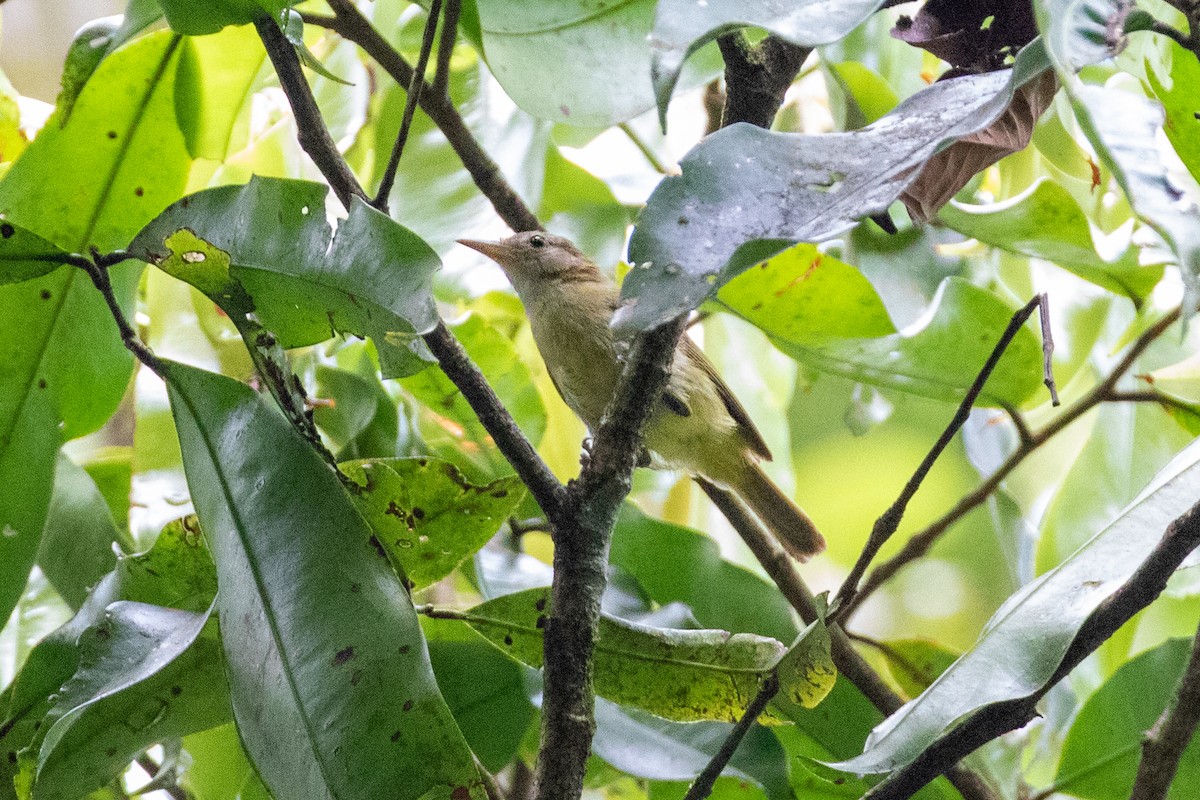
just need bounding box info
[459,231,826,561]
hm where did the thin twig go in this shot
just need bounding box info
[841,306,1182,621]
[432,0,461,98]
[682,674,780,800]
[80,257,165,377]
[830,295,1051,622]
[373,0,442,211]
[134,754,189,800]
[1038,293,1060,405]
[864,496,1200,799]
[1129,616,1200,800]
[317,0,542,232]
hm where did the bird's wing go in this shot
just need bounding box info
[680,336,773,462]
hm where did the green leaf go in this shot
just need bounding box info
[116,516,218,613]
[875,640,961,700]
[610,504,797,643]
[0,221,71,286]
[313,364,399,460]
[423,618,535,772]
[473,0,723,127]
[621,40,1052,331]
[1036,0,1134,73]
[157,0,286,35]
[592,699,792,799]
[163,359,483,800]
[0,30,191,630]
[773,617,836,712]
[341,457,525,590]
[174,25,268,161]
[57,0,164,122]
[0,577,119,800]
[1055,638,1199,800]
[400,313,547,481]
[1146,43,1200,186]
[33,602,230,800]
[464,587,786,723]
[939,177,1164,303]
[36,454,124,610]
[717,243,896,345]
[128,176,441,378]
[831,437,1200,775]
[779,278,1043,407]
[1069,85,1200,313]
[649,0,886,126]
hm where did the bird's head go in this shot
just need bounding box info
[458,232,602,299]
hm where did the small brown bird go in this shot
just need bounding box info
[459,232,825,560]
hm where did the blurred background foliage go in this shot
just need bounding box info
[1,1,1199,799]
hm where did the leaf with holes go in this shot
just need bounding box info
[128,176,440,378]
[463,587,785,723]
[33,602,230,800]
[341,457,525,590]
[164,359,483,800]
[620,40,1051,331]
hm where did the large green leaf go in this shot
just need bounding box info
[464,587,785,723]
[1146,43,1200,186]
[164,360,482,800]
[1054,638,1199,800]
[1070,85,1200,314]
[939,178,1164,303]
[341,457,525,590]
[621,40,1052,331]
[128,176,440,378]
[649,0,886,124]
[831,437,1200,775]
[716,243,896,345]
[0,30,191,630]
[473,0,722,127]
[33,602,230,800]
[778,278,1042,407]
[175,24,269,161]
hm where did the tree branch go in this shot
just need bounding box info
[1129,616,1200,800]
[683,674,780,800]
[694,481,1000,800]
[432,0,461,99]
[841,306,1182,620]
[317,0,543,232]
[717,33,810,129]
[831,294,1052,621]
[253,12,568,522]
[863,496,1200,799]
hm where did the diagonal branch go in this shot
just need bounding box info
[841,306,1182,621]
[313,0,543,233]
[863,496,1200,799]
[831,294,1053,622]
[253,12,567,521]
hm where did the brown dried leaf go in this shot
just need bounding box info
[900,69,1057,222]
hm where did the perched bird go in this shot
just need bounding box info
[459,232,825,561]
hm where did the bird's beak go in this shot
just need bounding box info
[457,238,514,267]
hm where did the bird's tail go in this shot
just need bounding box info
[734,462,826,561]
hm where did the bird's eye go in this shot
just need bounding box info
[529,235,546,248]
